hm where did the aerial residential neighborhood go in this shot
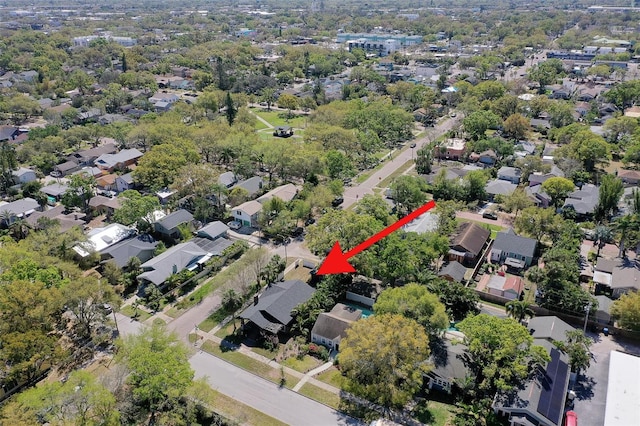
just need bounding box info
[1,0,640,425]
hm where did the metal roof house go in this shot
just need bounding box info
[137,241,208,286]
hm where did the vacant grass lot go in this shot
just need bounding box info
[119,305,151,322]
[251,108,308,129]
[315,367,344,388]
[201,340,298,389]
[298,383,341,409]
[281,355,322,373]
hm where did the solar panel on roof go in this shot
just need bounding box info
[537,349,568,423]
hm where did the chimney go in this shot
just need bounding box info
[253,295,259,305]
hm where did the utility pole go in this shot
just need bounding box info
[583,302,592,333]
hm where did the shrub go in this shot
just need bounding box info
[308,343,330,361]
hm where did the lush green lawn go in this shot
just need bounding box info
[314,367,344,388]
[251,108,308,129]
[377,159,415,189]
[281,355,322,373]
[284,265,313,282]
[412,400,456,426]
[119,305,151,322]
[458,218,505,239]
[298,383,341,409]
[213,319,241,337]
[201,340,298,389]
[196,383,288,426]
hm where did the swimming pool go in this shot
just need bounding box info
[343,301,374,318]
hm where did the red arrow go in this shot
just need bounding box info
[316,200,437,275]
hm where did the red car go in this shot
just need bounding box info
[564,411,578,426]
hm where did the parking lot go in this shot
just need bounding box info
[571,331,640,426]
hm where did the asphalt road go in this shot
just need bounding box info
[342,115,461,209]
[571,332,640,426]
[191,351,363,426]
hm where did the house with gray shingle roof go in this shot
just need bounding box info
[497,167,522,185]
[438,261,467,283]
[138,241,208,286]
[154,209,194,239]
[239,280,315,334]
[232,176,264,197]
[490,228,538,269]
[101,234,158,269]
[562,184,599,218]
[115,172,135,193]
[485,179,517,200]
[0,197,40,225]
[95,148,143,172]
[311,303,362,351]
[196,221,229,240]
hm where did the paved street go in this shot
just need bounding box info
[572,332,640,426]
[342,115,461,209]
[191,351,363,426]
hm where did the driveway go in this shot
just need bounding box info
[571,332,640,426]
[191,351,363,426]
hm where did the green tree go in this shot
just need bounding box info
[7,370,119,425]
[0,142,17,193]
[595,174,624,222]
[415,145,433,174]
[503,113,530,140]
[278,93,299,119]
[505,300,534,322]
[374,283,448,335]
[133,141,200,190]
[390,175,428,216]
[463,110,502,140]
[463,169,488,202]
[528,59,564,93]
[515,207,564,242]
[353,194,392,225]
[63,276,118,339]
[340,314,431,411]
[554,330,593,375]
[225,92,237,126]
[541,177,575,209]
[113,190,161,226]
[611,291,640,331]
[502,188,534,218]
[556,130,611,172]
[61,173,96,213]
[260,87,277,111]
[116,324,194,420]
[325,150,355,179]
[457,314,550,399]
[426,278,479,321]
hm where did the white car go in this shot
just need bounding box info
[228,221,242,230]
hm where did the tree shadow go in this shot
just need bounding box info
[573,375,596,401]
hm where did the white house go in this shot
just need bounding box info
[12,167,37,185]
[231,200,263,227]
[311,303,362,351]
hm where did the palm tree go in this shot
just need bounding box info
[613,214,639,258]
[593,224,613,260]
[505,300,534,323]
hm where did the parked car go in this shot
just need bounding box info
[482,211,498,220]
[564,411,577,426]
[292,227,304,237]
[304,218,316,226]
[228,220,242,230]
[410,142,417,148]
[331,197,344,207]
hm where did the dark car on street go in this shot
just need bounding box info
[482,211,498,220]
[331,197,344,207]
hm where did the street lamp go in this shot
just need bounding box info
[583,301,592,333]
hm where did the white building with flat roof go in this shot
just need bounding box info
[604,350,640,426]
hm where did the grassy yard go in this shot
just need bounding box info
[284,265,313,282]
[458,218,505,239]
[251,108,308,129]
[119,305,152,322]
[213,318,241,338]
[281,355,322,373]
[377,159,415,189]
[298,383,341,409]
[175,249,257,315]
[196,384,288,426]
[314,367,344,388]
[201,340,298,389]
[412,400,456,426]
